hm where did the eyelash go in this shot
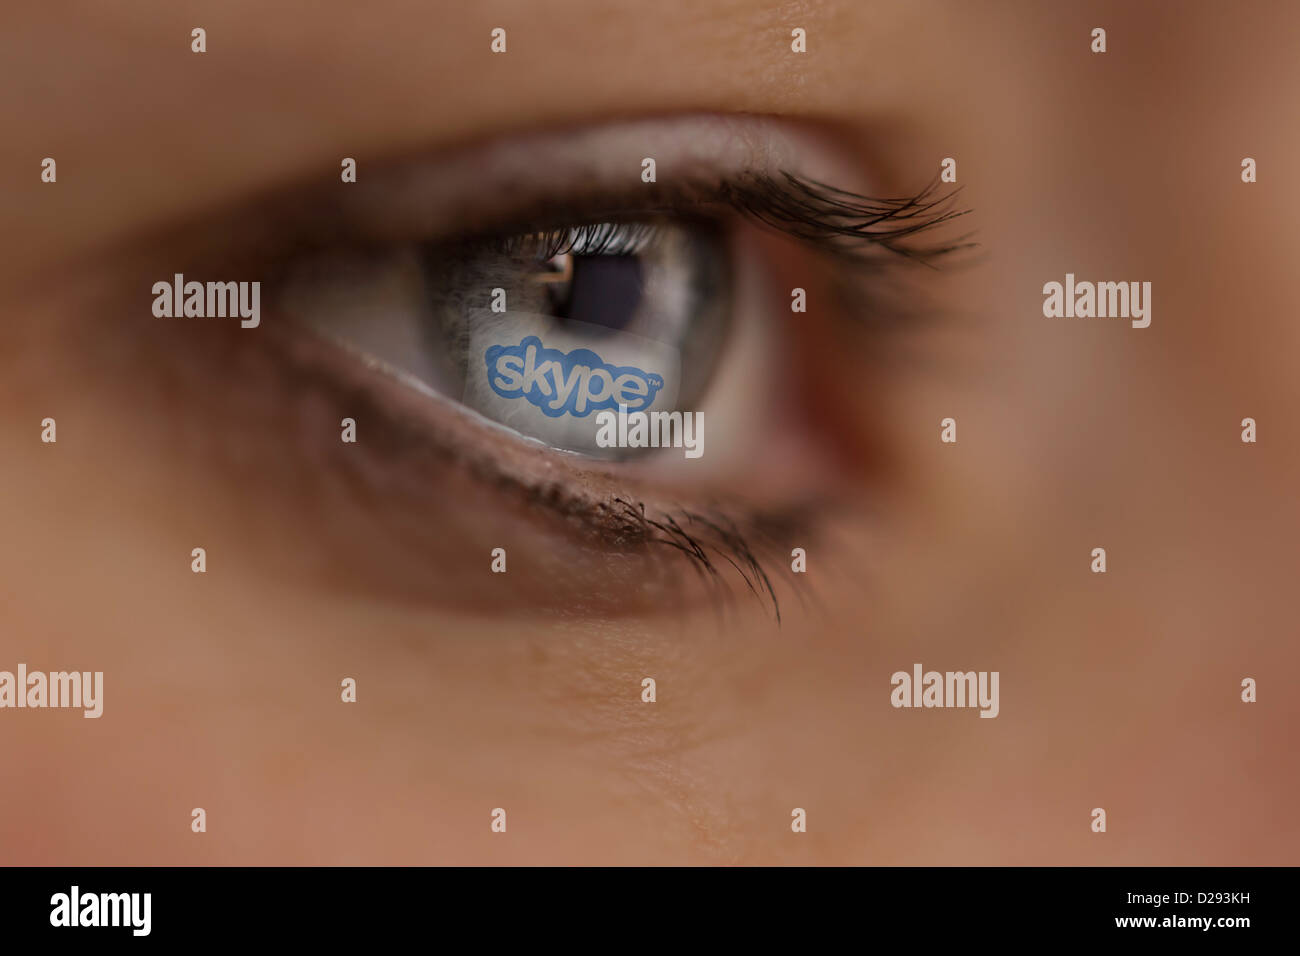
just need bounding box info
[607,497,800,624]
[719,171,974,265]
[496,222,662,258]
[451,171,970,269]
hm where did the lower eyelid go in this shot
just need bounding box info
[111,304,815,620]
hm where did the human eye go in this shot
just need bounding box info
[280,215,730,460]
[72,115,969,620]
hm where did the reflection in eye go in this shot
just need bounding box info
[278,217,730,459]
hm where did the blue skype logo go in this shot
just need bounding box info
[485,335,665,417]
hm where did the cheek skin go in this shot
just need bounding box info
[0,286,887,865]
[0,275,857,864]
[0,376,815,864]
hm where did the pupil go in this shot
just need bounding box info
[546,255,644,331]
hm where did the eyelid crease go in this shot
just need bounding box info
[94,116,974,294]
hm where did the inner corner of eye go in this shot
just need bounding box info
[275,213,732,462]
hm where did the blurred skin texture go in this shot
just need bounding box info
[2,0,1297,864]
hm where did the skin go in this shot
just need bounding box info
[2,0,1297,865]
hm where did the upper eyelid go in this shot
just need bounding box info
[164,115,874,254]
[320,114,866,236]
[98,114,972,287]
[295,122,973,268]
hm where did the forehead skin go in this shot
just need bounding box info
[2,0,944,273]
[1,0,1298,865]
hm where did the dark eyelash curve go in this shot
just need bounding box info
[607,497,787,623]
[720,171,974,266]
[462,171,972,268]
[498,222,662,259]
